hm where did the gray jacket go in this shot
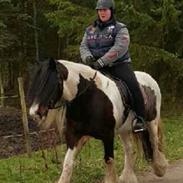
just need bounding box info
[80,21,131,67]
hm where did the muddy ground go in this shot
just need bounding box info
[139,159,183,183]
[0,106,60,159]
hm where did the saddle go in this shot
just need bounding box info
[103,72,157,122]
[101,71,133,108]
[115,79,133,109]
[116,79,157,122]
[100,71,134,122]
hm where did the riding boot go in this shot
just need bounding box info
[132,116,146,133]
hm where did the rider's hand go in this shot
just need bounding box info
[91,58,105,70]
[85,56,96,66]
[92,61,102,70]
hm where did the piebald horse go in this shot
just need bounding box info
[29,58,168,183]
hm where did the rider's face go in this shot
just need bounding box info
[97,9,112,22]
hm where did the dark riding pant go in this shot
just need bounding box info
[100,62,145,119]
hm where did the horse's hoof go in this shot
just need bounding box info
[152,153,168,177]
[153,162,168,177]
[119,174,138,183]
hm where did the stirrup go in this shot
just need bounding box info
[132,117,146,133]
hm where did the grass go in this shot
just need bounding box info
[0,115,183,183]
[163,116,183,161]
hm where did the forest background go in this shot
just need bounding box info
[1,0,183,112]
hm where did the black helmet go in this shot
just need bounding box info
[96,0,115,10]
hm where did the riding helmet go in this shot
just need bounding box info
[96,0,115,10]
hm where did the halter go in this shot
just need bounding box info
[49,71,98,109]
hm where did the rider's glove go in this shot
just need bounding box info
[92,58,105,70]
[85,56,96,66]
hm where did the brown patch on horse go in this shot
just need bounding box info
[65,75,115,162]
[140,85,157,121]
[56,62,68,80]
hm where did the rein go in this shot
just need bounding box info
[76,71,97,98]
[49,71,97,109]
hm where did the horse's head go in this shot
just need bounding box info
[28,58,68,123]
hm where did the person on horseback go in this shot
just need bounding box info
[80,0,146,133]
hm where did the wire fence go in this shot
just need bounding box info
[0,77,62,159]
[0,76,94,183]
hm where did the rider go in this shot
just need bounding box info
[80,0,146,133]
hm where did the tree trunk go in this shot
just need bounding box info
[0,65,5,107]
[33,0,39,61]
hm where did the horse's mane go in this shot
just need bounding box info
[58,59,115,90]
[58,60,98,77]
[28,59,60,106]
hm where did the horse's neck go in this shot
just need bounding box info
[61,61,99,101]
[60,61,124,125]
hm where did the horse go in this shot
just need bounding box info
[28,58,168,183]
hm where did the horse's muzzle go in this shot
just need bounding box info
[29,103,48,122]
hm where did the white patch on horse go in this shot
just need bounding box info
[135,71,161,118]
[57,60,124,127]
[57,60,94,101]
[58,148,76,183]
[96,71,124,129]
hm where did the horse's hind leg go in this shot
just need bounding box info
[103,136,118,183]
[118,119,138,183]
[58,136,89,183]
[148,118,168,177]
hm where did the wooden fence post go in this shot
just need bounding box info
[0,69,5,107]
[18,77,32,157]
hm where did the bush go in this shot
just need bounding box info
[131,43,183,108]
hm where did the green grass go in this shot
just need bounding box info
[0,115,183,183]
[163,116,183,161]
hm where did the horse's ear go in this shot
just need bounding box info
[49,57,56,70]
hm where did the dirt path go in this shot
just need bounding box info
[139,159,183,183]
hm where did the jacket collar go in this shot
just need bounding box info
[94,17,116,30]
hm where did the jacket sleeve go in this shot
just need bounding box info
[99,26,130,66]
[80,32,93,63]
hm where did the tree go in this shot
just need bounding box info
[0,0,16,53]
[46,0,96,60]
[119,0,183,57]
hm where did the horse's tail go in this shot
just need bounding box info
[137,130,153,162]
[134,117,164,162]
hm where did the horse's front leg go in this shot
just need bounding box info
[103,136,118,183]
[58,136,89,183]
